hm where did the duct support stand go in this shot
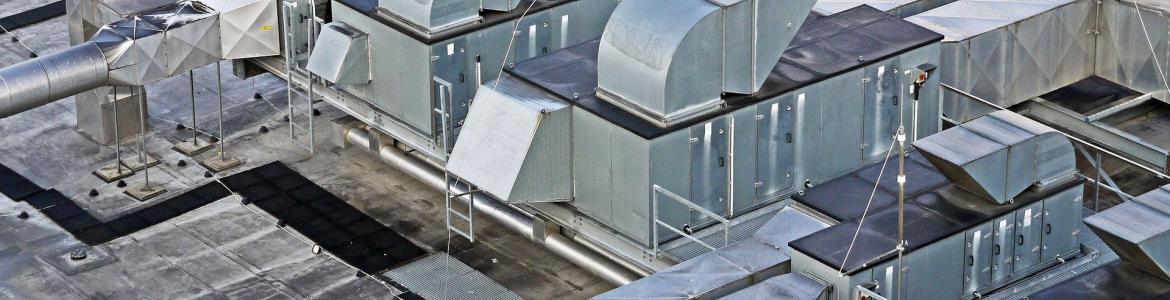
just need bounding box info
[94,162,134,182]
[173,137,214,156]
[174,70,214,157]
[201,62,241,173]
[124,183,166,201]
[200,155,241,173]
[122,155,160,171]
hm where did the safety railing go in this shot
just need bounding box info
[650,184,731,257]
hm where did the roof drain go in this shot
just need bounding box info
[335,119,645,286]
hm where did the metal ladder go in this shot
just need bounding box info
[435,76,475,242]
[282,0,316,154]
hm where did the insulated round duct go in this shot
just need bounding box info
[0,42,110,118]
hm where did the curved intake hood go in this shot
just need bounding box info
[596,0,816,126]
[913,111,1076,204]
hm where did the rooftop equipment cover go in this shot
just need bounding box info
[914,111,1075,204]
[1085,185,1170,281]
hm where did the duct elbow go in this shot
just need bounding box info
[0,42,110,118]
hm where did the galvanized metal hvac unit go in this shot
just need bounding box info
[789,111,1083,300]
[449,5,943,247]
[323,0,620,154]
[595,0,817,127]
[907,0,1096,122]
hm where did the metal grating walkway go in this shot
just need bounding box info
[660,201,790,262]
[385,252,523,300]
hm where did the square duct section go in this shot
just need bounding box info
[306,22,370,85]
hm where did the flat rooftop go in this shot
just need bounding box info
[0,4,610,298]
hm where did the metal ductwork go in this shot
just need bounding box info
[1085,185,1170,281]
[334,119,644,285]
[0,42,110,118]
[595,0,816,126]
[377,0,519,33]
[0,0,279,119]
[914,111,1075,204]
[306,22,370,85]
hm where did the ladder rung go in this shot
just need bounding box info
[448,226,473,239]
[447,209,471,221]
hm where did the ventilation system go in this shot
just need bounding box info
[1086,185,1170,281]
[914,111,1075,204]
[595,0,817,126]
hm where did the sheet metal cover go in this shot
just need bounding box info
[306,22,370,84]
[753,206,832,252]
[907,0,1077,42]
[446,77,568,201]
[1085,186,1170,280]
[719,273,828,300]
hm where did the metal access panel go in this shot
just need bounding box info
[690,117,730,218]
[963,221,994,298]
[990,215,1015,285]
[904,234,966,300]
[509,11,553,61]
[1042,186,1083,262]
[730,107,758,215]
[756,95,797,202]
[431,37,472,140]
[811,70,866,182]
[1014,201,1046,273]
[862,59,902,158]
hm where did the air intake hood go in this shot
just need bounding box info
[914,111,1075,204]
[1085,185,1170,281]
[596,0,816,126]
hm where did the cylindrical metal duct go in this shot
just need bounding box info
[0,42,110,118]
[342,126,644,286]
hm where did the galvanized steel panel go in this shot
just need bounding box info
[206,0,279,59]
[913,0,1094,110]
[1096,0,1170,97]
[1040,186,1082,263]
[306,22,370,84]
[755,95,797,202]
[447,77,570,202]
[690,118,730,217]
[862,59,902,159]
[1086,185,1170,281]
[163,12,221,76]
[1014,201,1046,273]
[719,273,827,300]
[964,221,994,297]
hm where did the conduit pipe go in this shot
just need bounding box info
[341,125,642,286]
[0,42,109,118]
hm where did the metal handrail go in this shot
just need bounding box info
[650,184,731,256]
[941,83,1170,180]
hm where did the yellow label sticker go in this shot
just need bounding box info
[260,25,273,31]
